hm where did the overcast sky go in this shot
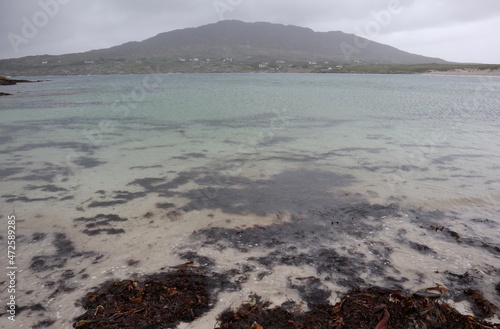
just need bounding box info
[1,0,499,63]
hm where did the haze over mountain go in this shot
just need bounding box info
[0,20,448,75]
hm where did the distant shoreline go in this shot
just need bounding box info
[2,68,500,79]
[424,68,500,76]
[0,75,44,96]
[2,58,499,77]
[0,76,44,84]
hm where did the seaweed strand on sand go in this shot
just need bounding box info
[72,263,499,329]
[216,287,499,329]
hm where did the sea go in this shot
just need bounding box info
[1,73,499,327]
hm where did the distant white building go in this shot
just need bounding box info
[258,62,268,68]
[84,60,94,64]
[41,61,48,64]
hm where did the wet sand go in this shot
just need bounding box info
[2,169,499,327]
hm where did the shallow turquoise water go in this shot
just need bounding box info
[0,73,499,326]
[2,73,499,210]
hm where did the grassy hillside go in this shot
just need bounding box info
[0,20,456,76]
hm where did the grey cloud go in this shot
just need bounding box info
[1,0,499,63]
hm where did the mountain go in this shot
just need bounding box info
[0,20,448,75]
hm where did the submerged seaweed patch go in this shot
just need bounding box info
[184,152,207,158]
[87,200,128,208]
[125,172,195,199]
[100,168,357,215]
[74,214,128,235]
[411,212,500,256]
[0,166,24,177]
[187,203,401,288]
[183,199,500,311]
[257,135,297,147]
[408,241,437,254]
[287,276,331,306]
[336,146,385,154]
[86,190,148,207]
[33,319,56,328]
[31,232,47,242]
[112,190,147,201]
[71,156,106,168]
[15,303,46,315]
[432,153,494,165]
[74,213,128,227]
[156,202,175,209]
[29,233,78,272]
[180,251,216,267]
[82,228,126,236]
[7,162,73,182]
[0,141,96,155]
[3,194,58,203]
[24,232,99,328]
[194,113,285,129]
[181,169,358,215]
[25,184,68,192]
[129,164,164,170]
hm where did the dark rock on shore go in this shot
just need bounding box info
[0,76,16,85]
[0,75,40,85]
[1,75,45,96]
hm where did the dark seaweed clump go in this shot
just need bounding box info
[217,287,499,329]
[73,266,218,329]
[72,263,500,329]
